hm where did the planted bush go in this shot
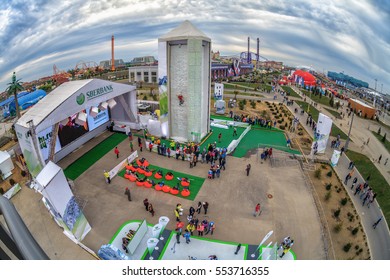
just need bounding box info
[334,223,343,233]
[340,197,348,206]
[343,243,352,252]
[334,208,341,218]
[314,168,322,179]
[351,227,359,235]
[325,183,332,190]
[326,170,333,177]
[325,191,332,201]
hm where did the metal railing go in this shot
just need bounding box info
[0,195,48,260]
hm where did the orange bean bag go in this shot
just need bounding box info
[144,182,153,188]
[125,165,132,170]
[181,189,191,197]
[136,159,142,166]
[165,174,174,181]
[143,160,150,167]
[137,168,145,174]
[128,176,137,182]
[170,188,179,195]
[144,171,153,177]
[136,181,144,187]
[129,166,137,172]
[155,185,163,191]
[162,185,171,193]
[181,181,190,187]
[154,173,162,179]
[124,173,130,179]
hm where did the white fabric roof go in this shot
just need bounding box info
[16,79,136,131]
[0,150,11,163]
[159,20,211,42]
[36,161,61,188]
[350,98,375,109]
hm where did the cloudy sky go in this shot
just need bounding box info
[0,0,389,94]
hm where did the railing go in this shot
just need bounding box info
[0,195,49,260]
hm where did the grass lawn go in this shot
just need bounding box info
[372,131,390,153]
[300,89,333,107]
[295,100,348,140]
[326,108,342,119]
[281,86,302,99]
[346,150,390,230]
[118,164,205,201]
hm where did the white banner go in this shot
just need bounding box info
[109,150,138,179]
[146,238,159,258]
[37,126,62,162]
[313,113,332,154]
[159,216,170,233]
[152,224,162,239]
[330,150,341,167]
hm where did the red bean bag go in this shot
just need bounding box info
[154,173,162,179]
[181,189,191,197]
[170,188,179,195]
[144,182,153,188]
[155,185,163,191]
[137,168,145,174]
[136,159,142,166]
[128,176,137,182]
[124,173,130,179]
[136,181,144,187]
[143,160,150,167]
[165,174,174,181]
[162,185,171,193]
[181,181,190,187]
[125,165,132,170]
[144,171,153,177]
[129,166,137,172]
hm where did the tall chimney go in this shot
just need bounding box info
[247,37,250,64]
[111,35,115,71]
[257,38,260,69]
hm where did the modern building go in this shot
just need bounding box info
[99,59,126,70]
[328,71,369,88]
[128,56,158,66]
[348,98,376,118]
[128,65,158,83]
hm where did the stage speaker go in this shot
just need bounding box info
[107,98,117,109]
[75,112,87,126]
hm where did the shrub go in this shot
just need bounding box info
[355,245,360,250]
[334,223,343,233]
[21,170,27,177]
[0,188,4,195]
[326,170,332,177]
[238,101,245,110]
[243,99,247,105]
[9,178,16,186]
[325,191,332,201]
[351,227,359,235]
[152,94,158,101]
[314,168,322,179]
[378,127,381,135]
[382,133,387,143]
[334,208,341,218]
[277,120,283,124]
[321,164,327,169]
[143,95,148,100]
[343,243,352,252]
[250,100,256,109]
[325,183,332,190]
[279,125,285,130]
[340,197,348,206]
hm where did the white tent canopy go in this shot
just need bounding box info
[158,20,211,42]
[0,150,14,178]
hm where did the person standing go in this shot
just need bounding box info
[129,141,134,152]
[233,127,237,137]
[148,203,155,217]
[138,136,142,147]
[175,228,181,244]
[372,216,383,229]
[124,187,132,201]
[104,170,111,184]
[149,142,153,152]
[139,142,143,152]
[385,158,388,166]
[183,229,191,244]
[246,164,251,176]
[378,154,383,163]
[203,201,209,215]
[254,203,261,217]
[218,133,222,143]
[197,223,204,236]
[196,201,202,214]
[143,198,149,211]
[114,147,120,158]
[128,130,133,141]
[366,137,370,145]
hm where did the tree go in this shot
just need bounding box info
[378,127,382,135]
[6,72,24,119]
[382,133,387,143]
[329,96,334,108]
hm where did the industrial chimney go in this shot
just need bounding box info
[111,35,115,71]
[247,37,250,64]
[257,38,260,69]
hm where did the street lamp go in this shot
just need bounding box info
[344,111,354,151]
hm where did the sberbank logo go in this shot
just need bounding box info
[76,93,85,105]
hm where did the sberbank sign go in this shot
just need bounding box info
[76,85,113,105]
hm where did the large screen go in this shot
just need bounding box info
[58,111,89,147]
[86,106,109,131]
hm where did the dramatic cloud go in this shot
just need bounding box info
[0,0,389,93]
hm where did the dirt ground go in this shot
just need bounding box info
[309,164,370,259]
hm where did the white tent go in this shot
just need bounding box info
[0,150,14,179]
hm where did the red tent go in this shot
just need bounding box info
[293,70,316,86]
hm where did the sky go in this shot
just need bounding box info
[0,0,389,94]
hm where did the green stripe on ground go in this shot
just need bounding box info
[118,164,205,201]
[64,133,127,180]
[200,126,247,151]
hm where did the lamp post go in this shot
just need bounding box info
[344,111,354,151]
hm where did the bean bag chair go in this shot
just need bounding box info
[143,160,150,167]
[155,185,163,191]
[165,174,174,181]
[125,165,132,170]
[154,173,163,179]
[129,166,137,172]
[162,185,171,193]
[144,182,153,188]
[128,176,137,182]
[124,173,130,179]
[136,159,142,166]
[181,181,190,187]
[144,171,153,177]
[170,188,179,195]
[137,168,145,174]
[136,181,144,187]
[181,189,191,197]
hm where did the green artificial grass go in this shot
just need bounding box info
[200,125,246,151]
[281,86,302,99]
[118,164,205,201]
[233,128,301,157]
[64,133,127,180]
[346,150,390,230]
[372,131,390,154]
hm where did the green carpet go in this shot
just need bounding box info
[200,126,246,151]
[118,164,205,201]
[233,128,301,157]
[64,133,127,180]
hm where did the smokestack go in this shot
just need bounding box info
[257,38,260,69]
[111,35,115,71]
[247,37,250,64]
